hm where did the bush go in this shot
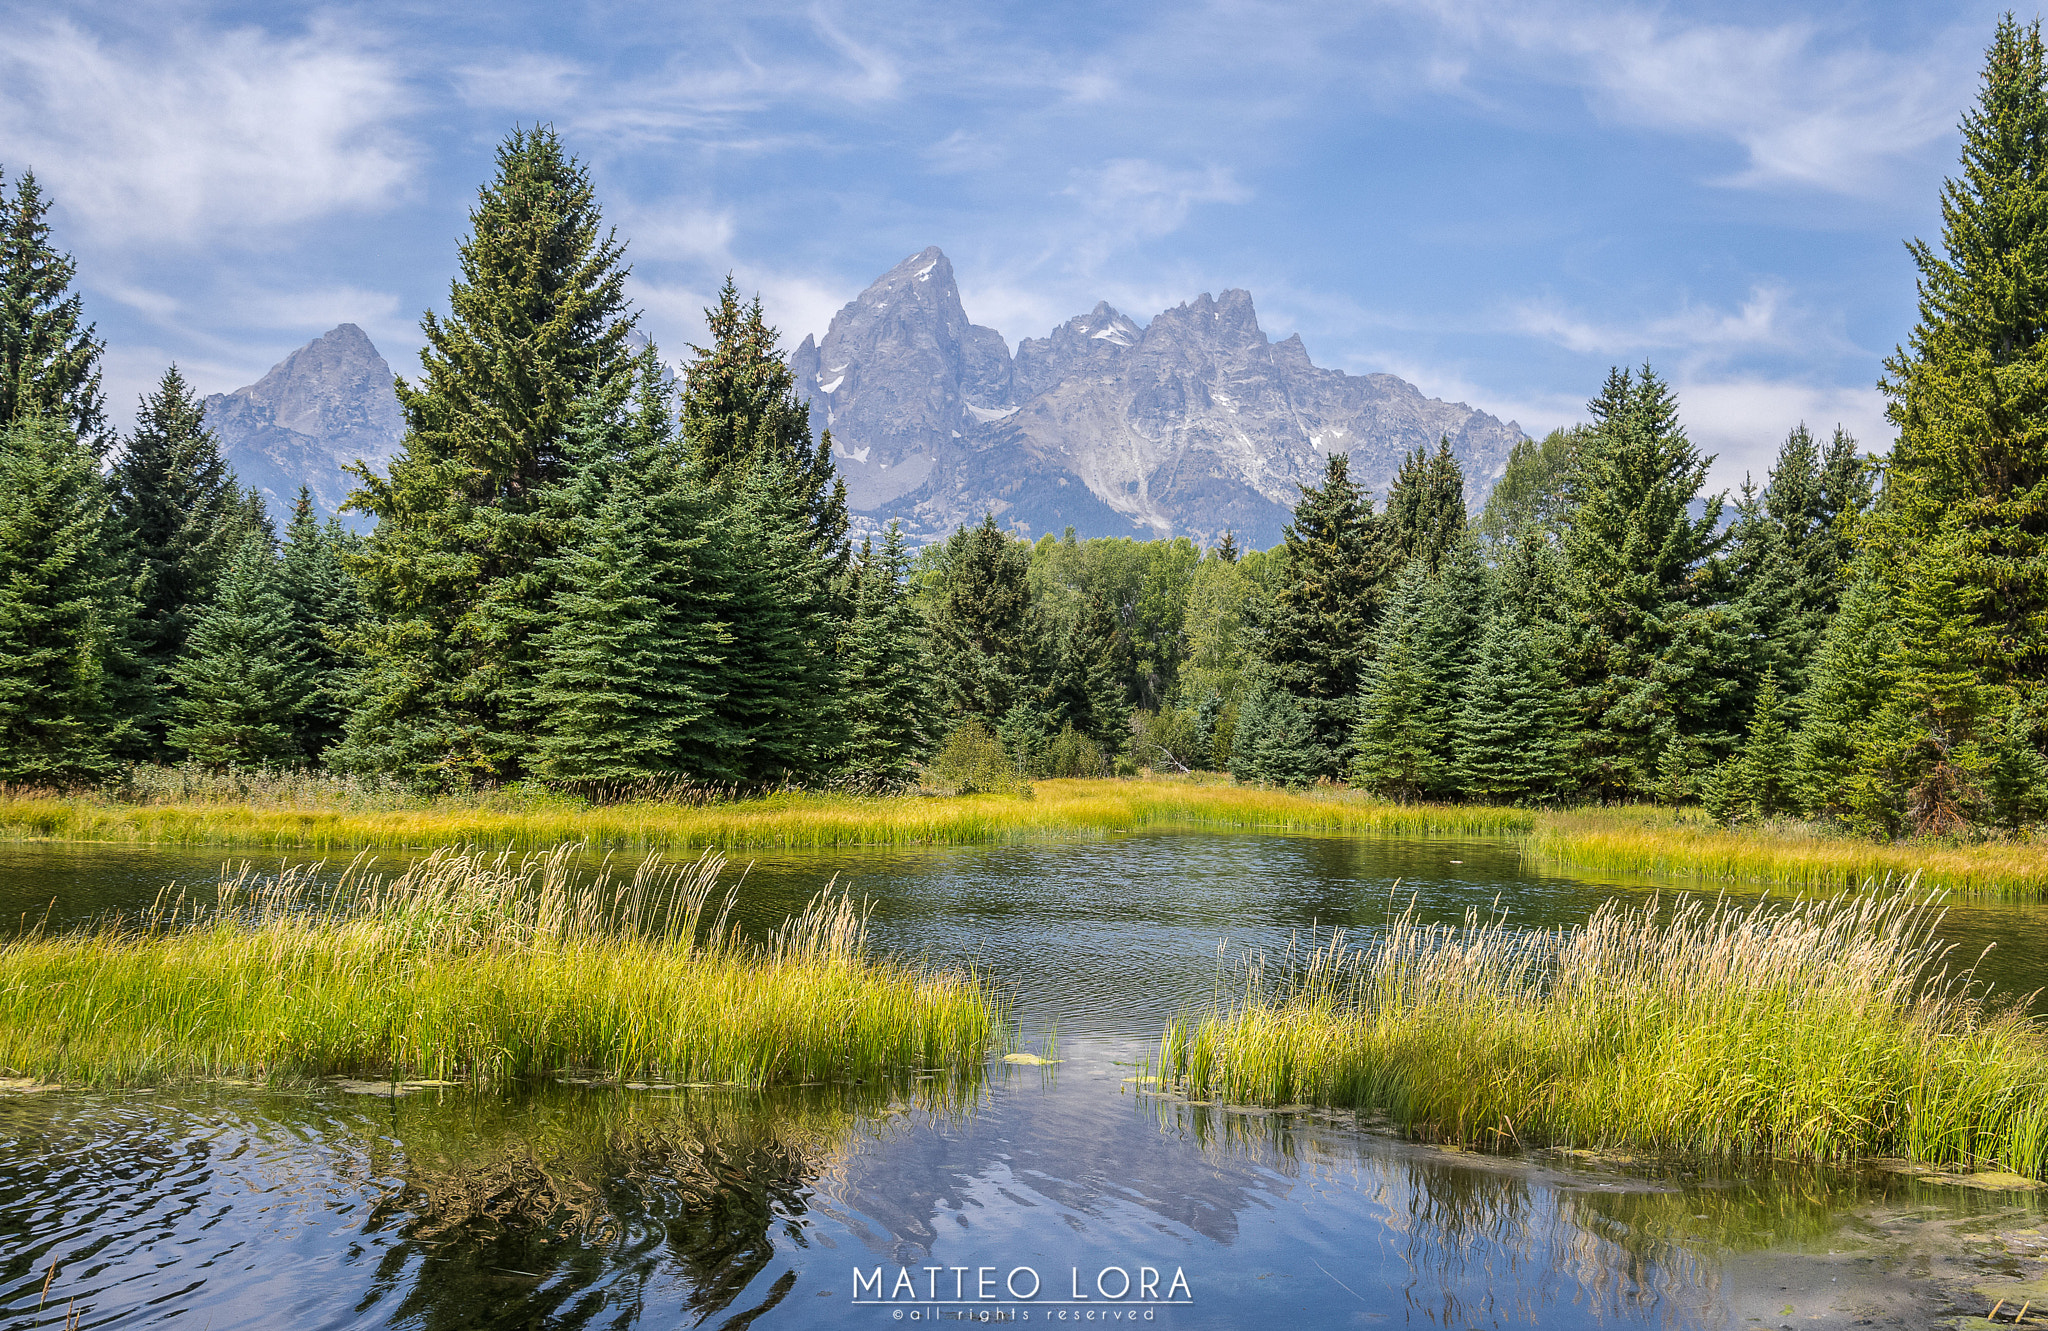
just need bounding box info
[1045,724,1107,778]
[924,719,1029,795]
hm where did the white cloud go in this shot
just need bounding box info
[452,54,588,110]
[1673,376,1890,490]
[0,16,417,246]
[1511,284,1832,360]
[1393,0,1968,195]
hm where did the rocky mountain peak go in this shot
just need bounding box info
[203,323,404,524]
[796,249,1527,548]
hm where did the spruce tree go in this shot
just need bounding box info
[1230,673,1323,787]
[681,277,850,577]
[1707,669,1796,825]
[110,366,241,712]
[1557,366,1731,799]
[929,515,1039,725]
[522,361,741,785]
[706,461,845,783]
[0,418,137,782]
[1453,615,1570,804]
[1855,16,2048,827]
[1790,560,1897,823]
[1256,452,1392,769]
[1349,563,1441,799]
[166,535,310,767]
[277,488,367,761]
[346,126,637,786]
[529,479,706,785]
[840,523,941,790]
[0,169,106,451]
[1045,591,1133,752]
[1385,436,1467,575]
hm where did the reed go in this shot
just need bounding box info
[0,845,1000,1088]
[1156,885,2048,1177]
[0,778,1533,852]
[1533,807,2048,901]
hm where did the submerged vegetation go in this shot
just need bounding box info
[0,845,999,1088]
[1156,887,2048,1178]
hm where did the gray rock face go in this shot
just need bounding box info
[797,250,1526,549]
[203,323,404,524]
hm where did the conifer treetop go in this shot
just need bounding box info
[0,168,106,451]
[385,125,636,507]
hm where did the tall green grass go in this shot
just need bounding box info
[0,845,1000,1088]
[1156,885,2048,1177]
[1533,808,2048,901]
[0,777,1533,852]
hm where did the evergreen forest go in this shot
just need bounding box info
[5,22,2048,842]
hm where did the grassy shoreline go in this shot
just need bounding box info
[0,779,1533,852]
[1,776,2043,899]
[0,845,999,1089]
[1155,891,2048,1179]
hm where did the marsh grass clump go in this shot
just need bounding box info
[1157,883,2048,1177]
[1532,806,2048,901]
[0,844,1000,1088]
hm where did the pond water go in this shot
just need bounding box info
[2,832,2044,1330]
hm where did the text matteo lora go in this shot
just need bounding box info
[854,1262,1193,1316]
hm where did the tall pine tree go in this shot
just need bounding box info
[1256,453,1392,771]
[1856,16,2048,828]
[1557,366,1731,799]
[1384,437,1467,575]
[0,419,138,782]
[345,126,637,787]
[111,366,242,737]
[0,169,106,452]
[277,488,367,761]
[840,524,941,790]
[1453,614,1570,804]
[929,515,1040,726]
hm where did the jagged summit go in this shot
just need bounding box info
[203,324,404,524]
[796,248,1526,547]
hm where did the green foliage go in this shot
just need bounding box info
[0,419,137,783]
[1558,365,1734,799]
[926,717,1027,795]
[681,275,850,580]
[529,425,717,786]
[1130,704,1203,773]
[930,515,1039,725]
[1705,670,1796,826]
[166,535,312,767]
[345,126,637,787]
[110,366,242,745]
[1476,427,1580,544]
[1044,723,1109,778]
[1044,590,1132,752]
[1384,436,1467,575]
[277,489,366,761]
[0,169,106,451]
[1839,15,2048,834]
[1791,562,1896,823]
[1349,564,1443,799]
[1453,615,1570,804]
[840,524,940,790]
[1230,674,1323,788]
[1256,453,1392,769]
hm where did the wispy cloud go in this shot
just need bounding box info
[1390,0,1968,195]
[0,15,417,246]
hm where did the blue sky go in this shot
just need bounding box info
[0,0,2008,488]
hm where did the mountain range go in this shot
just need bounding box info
[203,250,1526,548]
[791,247,1525,548]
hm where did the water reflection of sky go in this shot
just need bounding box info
[1,832,2044,1329]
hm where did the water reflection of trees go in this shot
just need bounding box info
[334,1075,985,1330]
[1149,1099,1891,1331]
